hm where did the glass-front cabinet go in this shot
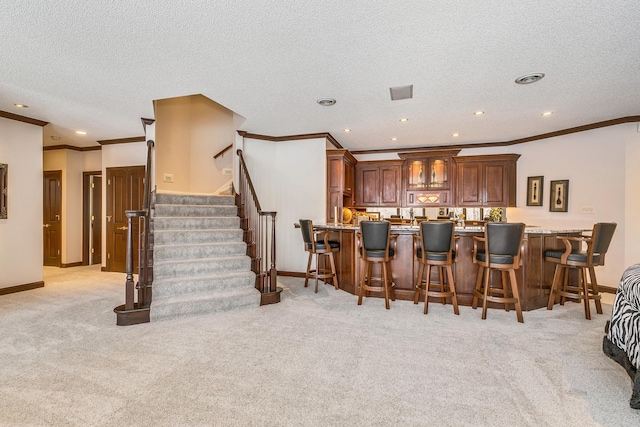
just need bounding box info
[407,158,449,189]
[399,150,460,207]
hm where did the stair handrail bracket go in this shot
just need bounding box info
[114,138,155,325]
[236,149,281,305]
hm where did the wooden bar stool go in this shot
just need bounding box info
[472,222,526,323]
[413,220,459,315]
[545,222,616,319]
[299,219,340,293]
[357,220,397,309]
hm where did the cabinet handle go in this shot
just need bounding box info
[116,226,128,231]
[409,193,414,203]
[43,224,50,228]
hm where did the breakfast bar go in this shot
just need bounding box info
[312,223,587,311]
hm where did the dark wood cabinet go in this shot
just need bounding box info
[453,154,520,207]
[327,149,357,222]
[354,160,403,207]
[398,150,460,207]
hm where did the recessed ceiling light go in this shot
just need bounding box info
[50,136,61,140]
[474,111,484,116]
[452,133,460,137]
[344,129,351,132]
[316,98,336,106]
[542,111,553,116]
[14,103,28,108]
[515,73,545,84]
[391,137,398,141]
[399,118,408,122]
[75,130,87,135]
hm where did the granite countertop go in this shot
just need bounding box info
[311,223,589,234]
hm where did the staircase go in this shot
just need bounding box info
[150,193,261,321]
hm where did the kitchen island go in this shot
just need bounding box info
[311,223,588,311]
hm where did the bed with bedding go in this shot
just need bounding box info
[603,263,640,408]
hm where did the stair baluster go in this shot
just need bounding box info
[236,149,281,305]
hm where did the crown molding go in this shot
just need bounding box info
[0,110,48,127]
[43,145,101,152]
[237,131,342,149]
[350,115,640,155]
[97,136,146,145]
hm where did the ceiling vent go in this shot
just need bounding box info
[389,85,413,101]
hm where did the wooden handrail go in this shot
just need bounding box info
[214,144,233,159]
[236,149,278,300]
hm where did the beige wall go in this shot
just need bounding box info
[101,142,148,267]
[0,118,43,289]
[243,137,327,272]
[155,95,234,195]
[43,149,83,265]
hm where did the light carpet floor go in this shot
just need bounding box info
[0,265,638,426]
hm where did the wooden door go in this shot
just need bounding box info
[355,165,380,206]
[83,172,102,265]
[456,162,483,206]
[43,171,62,267]
[106,166,145,273]
[484,162,508,206]
[91,175,102,264]
[379,164,401,206]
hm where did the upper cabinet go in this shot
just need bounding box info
[453,154,521,207]
[398,150,461,207]
[354,160,403,207]
[327,149,357,222]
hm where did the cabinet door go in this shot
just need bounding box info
[356,165,380,206]
[327,157,343,192]
[457,162,483,206]
[484,162,508,206]
[344,159,354,198]
[379,164,401,206]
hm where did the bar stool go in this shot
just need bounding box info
[357,220,397,309]
[472,222,526,323]
[413,221,459,315]
[299,219,340,293]
[545,222,616,319]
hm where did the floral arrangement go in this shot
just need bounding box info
[488,208,503,222]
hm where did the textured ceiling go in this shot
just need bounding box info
[1,1,639,150]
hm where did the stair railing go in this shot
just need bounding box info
[236,149,279,303]
[115,138,154,325]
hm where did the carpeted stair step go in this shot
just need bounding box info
[152,271,256,299]
[154,229,244,245]
[150,192,261,322]
[154,242,247,261]
[154,256,251,279]
[155,204,237,217]
[154,216,240,230]
[155,193,236,206]
[150,287,261,321]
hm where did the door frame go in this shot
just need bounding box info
[43,170,62,267]
[105,165,145,273]
[82,171,102,266]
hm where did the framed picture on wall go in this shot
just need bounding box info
[526,176,543,206]
[549,180,569,212]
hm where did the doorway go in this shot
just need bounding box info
[83,171,102,265]
[106,166,145,273]
[43,170,62,267]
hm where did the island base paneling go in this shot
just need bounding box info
[321,226,581,311]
